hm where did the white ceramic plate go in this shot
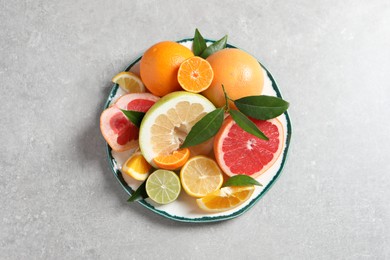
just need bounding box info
[104,39,292,222]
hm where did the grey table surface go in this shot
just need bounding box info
[1,0,389,259]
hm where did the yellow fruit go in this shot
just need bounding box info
[122,152,152,181]
[202,48,264,108]
[180,156,223,197]
[139,91,215,168]
[140,41,194,96]
[112,71,145,93]
[196,185,255,212]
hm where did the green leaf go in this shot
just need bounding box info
[181,108,224,148]
[234,95,289,120]
[229,109,269,141]
[200,35,228,59]
[222,175,262,187]
[127,181,148,202]
[192,28,207,56]
[120,109,145,128]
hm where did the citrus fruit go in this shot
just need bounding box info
[202,48,264,108]
[140,41,194,97]
[214,116,284,178]
[196,185,255,212]
[145,169,181,204]
[100,93,159,152]
[122,152,152,181]
[112,71,145,93]
[153,148,190,170]
[180,156,224,198]
[177,56,214,93]
[139,91,215,168]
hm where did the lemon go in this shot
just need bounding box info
[145,169,181,204]
[180,156,223,197]
[112,71,145,93]
[139,91,215,168]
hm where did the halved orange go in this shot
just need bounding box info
[153,148,190,170]
[196,185,255,212]
[177,56,214,93]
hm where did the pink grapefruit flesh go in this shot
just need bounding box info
[214,117,284,178]
[100,93,159,152]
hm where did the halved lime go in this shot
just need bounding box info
[145,169,181,204]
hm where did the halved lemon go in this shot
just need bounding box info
[112,71,145,93]
[196,185,255,212]
[139,91,215,168]
[180,156,223,197]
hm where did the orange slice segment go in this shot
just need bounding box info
[122,152,152,181]
[180,156,223,197]
[112,71,145,93]
[153,148,190,170]
[177,56,214,93]
[196,185,255,212]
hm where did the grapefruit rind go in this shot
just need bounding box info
[100,93,159,152]
[139,91,216,168]
[214,117,284,178]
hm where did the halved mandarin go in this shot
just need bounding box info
[177,56,214,93]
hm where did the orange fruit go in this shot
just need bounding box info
[100,93,159,152]
[122,152,152,181]
[153,148,190,170]
[214,116,284,178]
[180,156,223,197]
[140,41,194,96]
[177,56,214,93]
[202,48,264,108]
[196,185,255,212]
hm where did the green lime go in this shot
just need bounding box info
[145,169,181,204]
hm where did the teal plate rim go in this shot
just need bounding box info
[103,38,292,223]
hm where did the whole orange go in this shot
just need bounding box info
[202,48,264,108]
[140,41,194,96]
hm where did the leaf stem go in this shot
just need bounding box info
[222,84,231,112]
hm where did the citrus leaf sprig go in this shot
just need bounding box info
[180,85,289,148]
[223,175,263,187]
[127,181,148,202]
[192,28,227,59]
[120,109,145,128]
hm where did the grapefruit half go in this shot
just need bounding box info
[214,116,284,178]
[100,93,159,152]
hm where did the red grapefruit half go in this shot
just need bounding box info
[214,116,284,178]
[100,93,159,152]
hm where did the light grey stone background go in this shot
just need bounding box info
[1,0,389,259]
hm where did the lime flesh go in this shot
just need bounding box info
[145,169,181,204]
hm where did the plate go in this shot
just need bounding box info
[104,39,292,222]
